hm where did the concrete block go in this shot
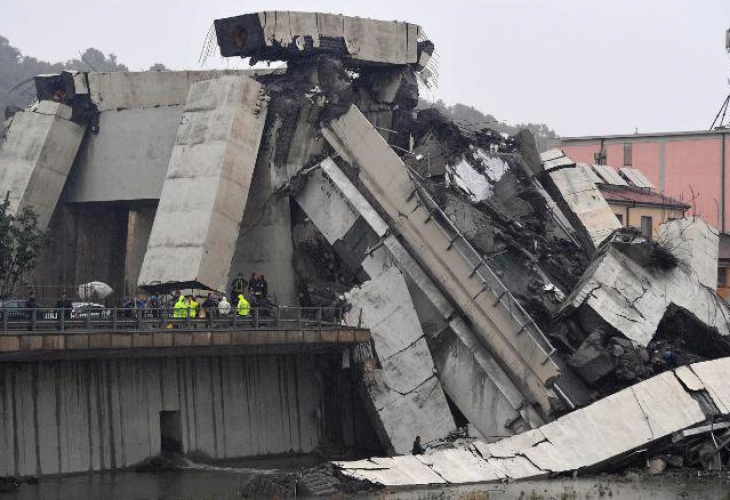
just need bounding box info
[0,102,86,229]
[345,267,455,454]
[215,12,423,66]
[137,75,268,292]
[563,238,730,346]
[87,70,272,112]
[545,163,621,250]
[657,217,719,289]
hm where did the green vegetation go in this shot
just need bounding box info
[0,194,46,298]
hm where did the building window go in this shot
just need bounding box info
[719,267,728,287]
[623,143,632,166]
[640,216,653,238]
[594,149,607,165]
[615,213,624,224]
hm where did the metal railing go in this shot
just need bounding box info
[407,167,558,363]
[0,306,346,334]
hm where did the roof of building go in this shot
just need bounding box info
[597,184,690,210]
[556,128,730,144]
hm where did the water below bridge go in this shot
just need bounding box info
[4,458,730,499]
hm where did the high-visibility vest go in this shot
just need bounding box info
[237,295,250,317]
[173,297,186,318]
[188,300,199,318]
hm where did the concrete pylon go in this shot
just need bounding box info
[0,101,86,229]
[138,75,268,291]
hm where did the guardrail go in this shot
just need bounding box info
[406,167,573,408]
[0,306,345,334]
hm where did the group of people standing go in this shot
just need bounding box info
[167,272,269,327]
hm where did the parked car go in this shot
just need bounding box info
[0,299,28,319]
[70,302,110,320]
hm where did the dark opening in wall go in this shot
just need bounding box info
[160,411,182,455]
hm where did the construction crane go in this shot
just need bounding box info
[710,28,730,129]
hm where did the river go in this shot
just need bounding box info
[4,461,730,499]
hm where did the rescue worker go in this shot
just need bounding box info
[218,296,232,316]
[201,293,216,328]
[173,294,187,325]
[412,436,426,455]
[236,293,250,319]
[187,295,199,319]
[231,273,247,302]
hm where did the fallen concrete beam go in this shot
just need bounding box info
[345,268,456,454]
[322,106,564,417]
[295,157,544,439]
[0,101,86,229]
[540,149,621,252]
[137,75,268,291]
[214,11,426,66]
[335,356,730,486]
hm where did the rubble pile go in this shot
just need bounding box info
[2,9,730,484]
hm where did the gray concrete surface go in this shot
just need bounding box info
[345,268,456,454]
[137,75,268,292]
[322,106,561,417]
[64,107,181,203]
[296,157,542,440]
[0,355,324,476]
[215,12,421,66]
[0,101,85,229]
[335,356,730,486]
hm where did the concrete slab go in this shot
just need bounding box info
[0,101,86,229]
[215,12,423,66]
[345,267,455,454]
[657,217,719,289]
[322,106,561,417]
[336,358,727,486]
[297,155,542,438]
[137,75,268,292]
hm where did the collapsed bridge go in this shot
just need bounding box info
[1,10,729,479]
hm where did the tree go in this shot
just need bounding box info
[0,194,46,299]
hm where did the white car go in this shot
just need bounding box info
[70,302,110,319]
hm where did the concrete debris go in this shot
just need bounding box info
[561,226,730,350]
[295,156,546,441]
[335,357,730,486]
[322,105,569,417]
[657,217,719,289]
[540,149,622,253]
[4,8,730,481]
[344,268,456,455]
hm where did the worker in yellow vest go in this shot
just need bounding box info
[173,294,187,319]
[236,294,250,318]
[188,295,200,319]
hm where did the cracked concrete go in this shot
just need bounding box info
[562,228,730,347]
[334,357,730,486]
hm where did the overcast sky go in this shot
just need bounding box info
[1,0,728,136]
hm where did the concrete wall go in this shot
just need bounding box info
[560,132,730,232]
[0,354,328,477]
[64,107,181,203]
